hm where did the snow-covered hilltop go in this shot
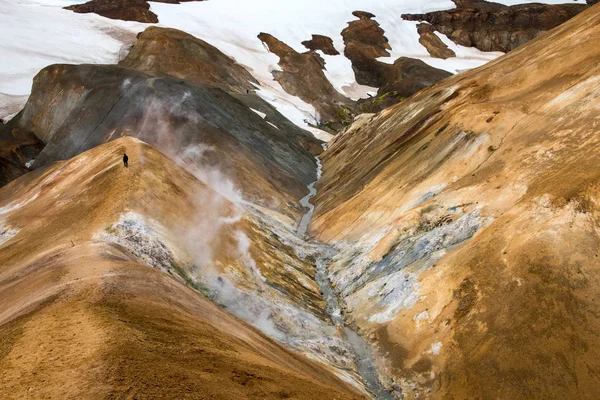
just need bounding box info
[0,0,589,127]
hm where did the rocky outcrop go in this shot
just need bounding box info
[341,11,391,88]
[416,23,456,59]
[342,11,452,113]
[356,58,452,113]
[312,4,600,398]
[258,33,353,130]
[380,57,452,95]
[120,27,258,94]
[64,0,158,23]
[64,0,202,23]
[301,34,339,55]
[402,0,589,52]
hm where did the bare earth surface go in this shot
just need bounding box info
[0,138,363,399]
[312,4,600,398]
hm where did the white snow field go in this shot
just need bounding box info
[0,0,589,126]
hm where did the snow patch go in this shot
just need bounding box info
[250,108,267,119]
[0,0,583,128]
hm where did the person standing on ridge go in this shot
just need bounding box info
[123,153,129,168]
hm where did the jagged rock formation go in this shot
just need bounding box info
[341,11,392,88]
[65,0,159,23]
[64,0,201,23]
[301,34,339,55]
[342,11,452,113]
[120,27,258,94]
[402,0,589,52]
[416,23,456,59]
[0,137,363,399]
[258,32,354,130]
[311,4,600,397]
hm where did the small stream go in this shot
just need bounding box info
[297,156,322,237]
[298,151,395,400]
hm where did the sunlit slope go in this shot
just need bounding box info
[311,4,600,398]
[0,137,362,399]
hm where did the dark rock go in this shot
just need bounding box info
[120,27,258,94]
[301,35,340,56]
[352,11,376,20]
[10,64,320,216]
[341,12,391,87]
[64,0,202,23]
[381,58,452,96]
[258,32,353,130]
[341,12,452,112]
[0,124,44,187]
[416,23,457,59]
[64,0,158,23]
[355,58,452,113]
[402,0,588,53]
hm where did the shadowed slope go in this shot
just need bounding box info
[8,63,319,218]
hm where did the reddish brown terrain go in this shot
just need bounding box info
[120,27,258,94]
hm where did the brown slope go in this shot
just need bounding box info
[0,137,363,399]
[311,4,600,398]
[120,26,258,94]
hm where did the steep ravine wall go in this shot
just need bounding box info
[310,5,600,398]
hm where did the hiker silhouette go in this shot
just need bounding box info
[123,153,129,168]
